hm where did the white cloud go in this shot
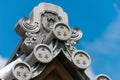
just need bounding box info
[85,67,96,80]
[113,3,120,13]
[0,56,8,69]
[82,3,120,55]
[81,3,120,80]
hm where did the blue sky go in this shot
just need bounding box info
[0,0,119,80]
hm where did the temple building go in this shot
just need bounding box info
[0,2,111,80]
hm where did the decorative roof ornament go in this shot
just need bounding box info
[0,2,111,80]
